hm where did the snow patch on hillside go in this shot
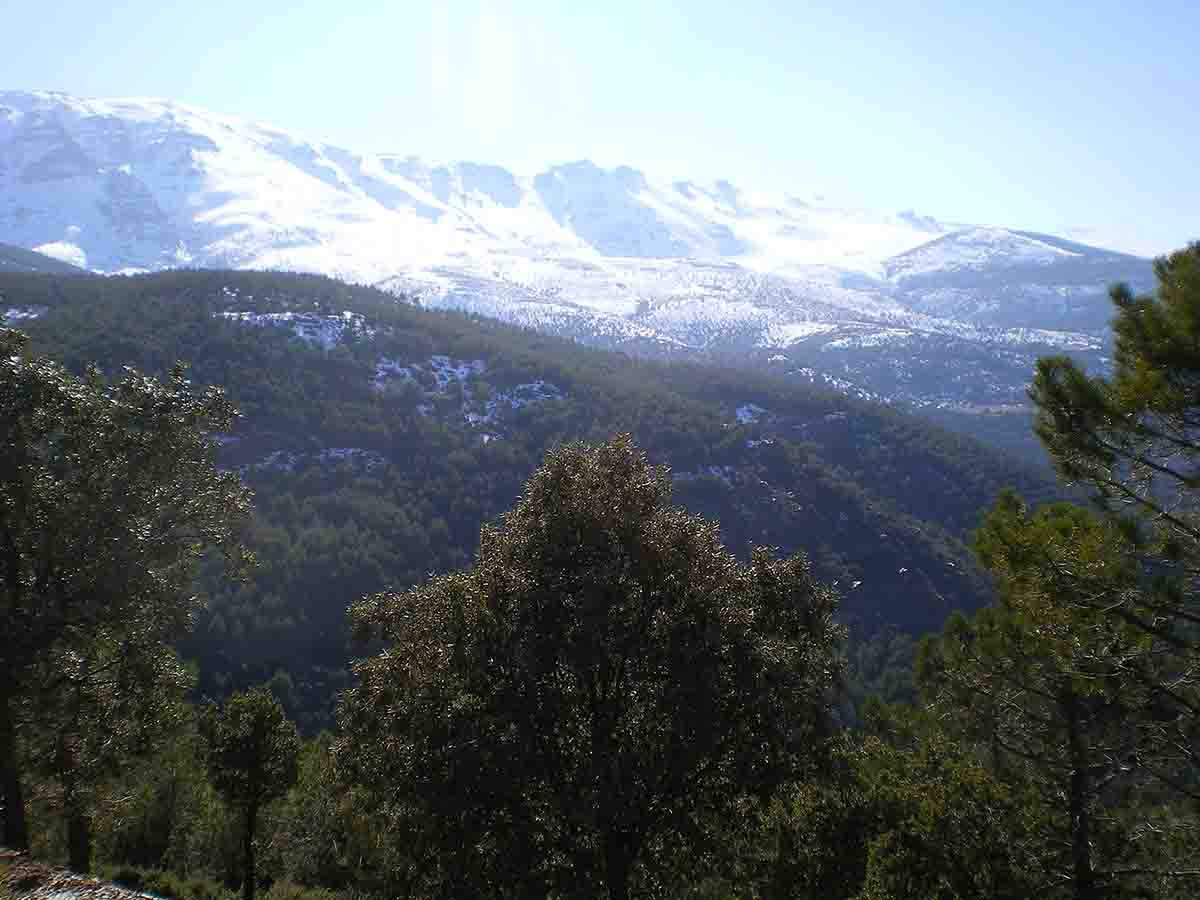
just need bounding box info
[824,328,913,349]
[465,380,565,425]
[792,368,884,403]
[241,447,386,475]
[218,310,375,349]
[32,241,87,268]
[372,357,413,390]
[673,465,736,486]
[736,403,768,424]
[372,354,486,393]
[2,305,48,322]
[757,321,841,346]
[429,354,487,387]
[369,353,564,429]
[993,328,1101,350]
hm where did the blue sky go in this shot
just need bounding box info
[3,0,1197,255]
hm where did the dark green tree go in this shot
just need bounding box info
[200,688,300,900]
[0,327,252,850]
[335,435,843,900]
[1030,243,1200,827]
[24,625,192,872]
[1032,244,1200,590]
[765,718,1038,900]
[919,496,1198,899]
[1031,245,1200,722]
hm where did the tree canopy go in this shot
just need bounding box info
[0,327,252,850]
[1031,243,1200,802]
[335,434,844,900]
[917,496,1200,899]
[200,688,300,900]
[1031,243,1200,644]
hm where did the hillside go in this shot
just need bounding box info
[0,241,84,274]
[0,269,1056,726]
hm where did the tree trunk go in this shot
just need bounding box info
[603,836,631,900]
[765,818,797,900]
[243,803,258,900]
[1065,695,1097,900]
[67,806,92,874]
[0,691,28,851]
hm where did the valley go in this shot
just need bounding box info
[3,5,1196,890]
[0,267,1056,726]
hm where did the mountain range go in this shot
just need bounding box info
[0,90,1157,437]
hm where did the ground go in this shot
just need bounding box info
[0,851,152,900]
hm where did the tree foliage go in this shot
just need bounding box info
[0,327,252,851]
[1031,243,1200,647]
[919,496,1199,899]
[336,435,843,900]
[766,719,1038,900]
[1031,243,1200,803]
[23,626,193,872]
[200,689,300,900]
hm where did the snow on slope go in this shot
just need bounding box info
[0,239,85,272]
[0,90,952,280]
[882,227,1153,332]
[0,90,1155,409]
[884,227,1082,281]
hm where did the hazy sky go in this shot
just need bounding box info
[3,0,1197,255]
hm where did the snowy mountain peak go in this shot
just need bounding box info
[0,89,1156,412]
[0,89,971,278]
[883,227,1090,282]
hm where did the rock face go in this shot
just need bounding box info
[0,90,1155,413]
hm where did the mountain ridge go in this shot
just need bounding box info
[0,89,1156,434]
[1,88,1116,277]
[0,240,85,273]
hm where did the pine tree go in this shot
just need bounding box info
[919,497,1199,899]
[1031,243,1200,800]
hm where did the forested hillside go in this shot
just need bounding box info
[6,248,1200,900]
[0,269,1055,726]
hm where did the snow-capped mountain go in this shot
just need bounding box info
[0,240,83,273]
[883,228,1150,332]
[0,89,1155,420]
[0,90,948,275]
